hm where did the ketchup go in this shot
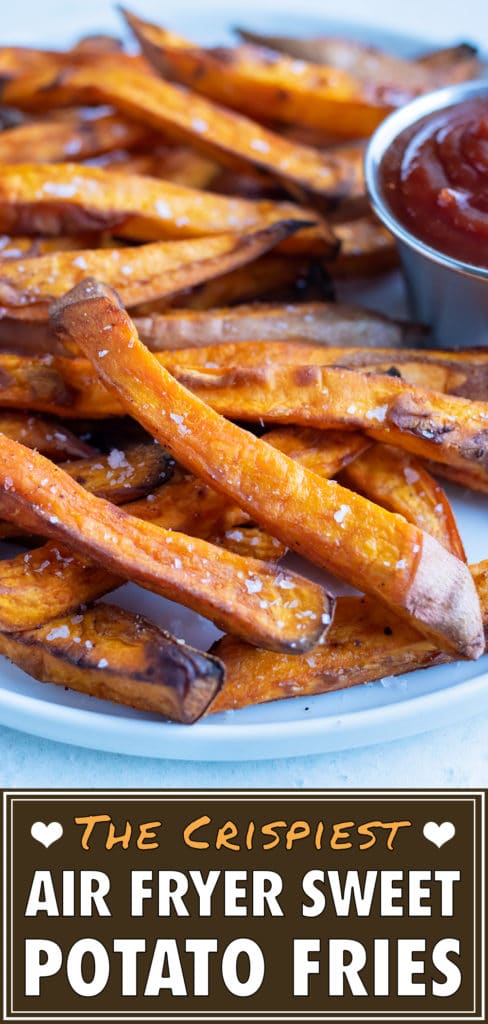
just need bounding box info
[380,96,488,268]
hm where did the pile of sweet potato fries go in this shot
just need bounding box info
[0,10,486,724]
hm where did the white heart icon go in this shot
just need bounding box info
[31,821,63,848]
[423,821,455,848]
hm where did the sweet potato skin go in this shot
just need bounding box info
[132,302,428,351]
[0,603,224,722]
[0,221,305,319]
[0,433,329,652]
[50,279,484,660]
[211,561,488,711]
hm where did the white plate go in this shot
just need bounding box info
[1,1,487,760]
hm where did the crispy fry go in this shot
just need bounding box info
[0,114,151,165]
[0,342,486,420]
[61,442,173,502]
[1,65,354,207]
[51,279,484,659]
[124,12,390,139]
[236,31,482,96]
[149,363,488,479]
[0,603,223,723]
[0,429,360,633]
[0,432,329,652]
[0,442,173,539]
[211,560,488,712]
[340,443,466,560]
[132,302,428,350]
[0,163,331,253]
[0,411,95,458]
[0,220,304,319]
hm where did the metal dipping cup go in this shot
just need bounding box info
[365,80,488,348]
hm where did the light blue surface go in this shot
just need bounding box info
[2,0,488,788]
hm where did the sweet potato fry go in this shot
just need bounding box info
[149,363,488,480]
[0,163,333,256]
[340,443,466,560]
[1,343,486,421]
[0,432,329,652]
[124,12,391,139]
[61,443,173,503]
[1,65,354,207]
[132,302,428,351]
[0,442,173,539]
[0,114,151,165]
[0,220,304,319]
[236,30,482,95]
[0,429,362,633]
[0,411,95,458]
[0,44,152,86]
[0,603,223,723]
[327,347,488,401]
[51,278,484,659]
[211,560,488,712]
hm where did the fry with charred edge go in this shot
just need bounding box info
[0,163,333,254]
[212,560,488,712]
[132,302,428,351]
[0,114,151,165]
[1,66,354,207]
[0,221,306,320]
[51,278,484,659]
[0,442,173,539]
[0,433,329,652]
[1,344,487,424]
[146,363,488,478]
[0,431,362,632]
[0,411,95,458]
[123,11,391,139]
[340,443,466,561]
[0,603,223,723]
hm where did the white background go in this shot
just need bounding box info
[1,0,488,787]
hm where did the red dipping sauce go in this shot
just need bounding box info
[380,96,488,269]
